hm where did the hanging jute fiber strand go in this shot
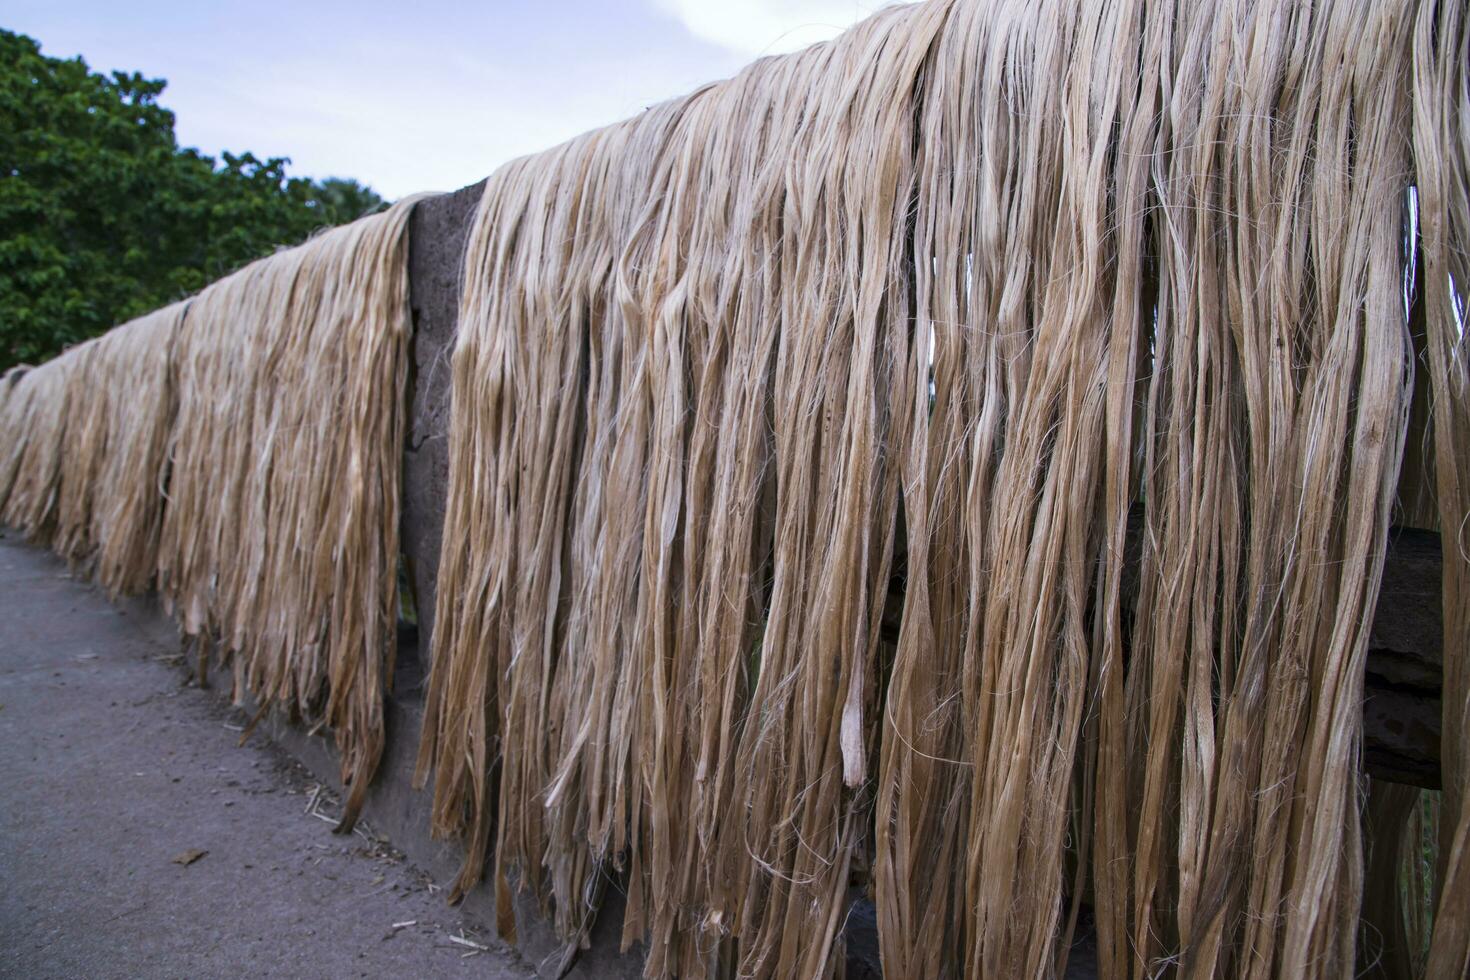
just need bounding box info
[0,198,425,834]
[156,196,423,831]
[48,303,189,594]
[2,355,74,543]
[88,303,190,598]
[1,0,1465,974]
[0,304,186,592]
[414,0,1470,977]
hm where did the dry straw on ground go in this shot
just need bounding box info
[416,0,1470,977]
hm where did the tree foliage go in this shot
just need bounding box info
[0,29,385,369]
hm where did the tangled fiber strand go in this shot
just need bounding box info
[421,0,1469,976]
[156,197,422,830]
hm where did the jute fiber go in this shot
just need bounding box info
[157,196,422,829]
[1,305,186,589]
[2,356,75,542]
[416,0,1470,977]
[49,303,188,592]
[89,304,189,597]
[1,199,423,833]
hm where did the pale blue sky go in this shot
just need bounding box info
[7,1,905,198]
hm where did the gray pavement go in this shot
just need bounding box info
[0,532,531,980]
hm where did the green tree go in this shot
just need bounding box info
[307,177,387,224]
[0,29,386,369]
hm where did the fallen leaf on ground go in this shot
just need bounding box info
[171,849,208,866]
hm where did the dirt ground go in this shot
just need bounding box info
[0,532,531,980]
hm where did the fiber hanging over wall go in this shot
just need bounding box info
[157,196,423,831]
[1,197,424,833]
[1,355,75,542]
[418,0,1469,977]
[419,5,940,973]
[0,304,186,584]
[88,303,189,598]
[1412,1,1470,975]
[42,303,189,593]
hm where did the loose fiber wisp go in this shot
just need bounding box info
[415,0,1470,977]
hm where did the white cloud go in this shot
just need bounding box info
[651,0,915,57]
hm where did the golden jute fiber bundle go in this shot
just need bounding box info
[1413,1,1470,975]
[33,303,189,591]
[51,338,107,564]
[1,355,76,542]
[418,0,1469,977]
[2,200,421,835]
[419,7,939,973]
[89,303,189,597]
[156,196,422,830]
[0,365,39,515]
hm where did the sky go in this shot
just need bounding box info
[6,1,909,199]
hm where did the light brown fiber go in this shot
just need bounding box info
[2,200,424,834]
[417,0,1470,977]
[157,197,423,829]
[3,1,1466,975]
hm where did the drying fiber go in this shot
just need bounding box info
[416,0,1470,977]
[88,303,190,596]
[1,198,424,832]
[1413,2,1470,975]
[0,304,186,589]
[49,303,188,592]
[2,355,76,542]
[157,196,422,830]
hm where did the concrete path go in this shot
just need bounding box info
[0,533,531,980]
